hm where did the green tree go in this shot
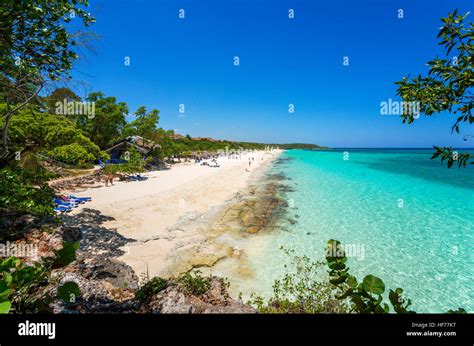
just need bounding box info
[43,87,81,116]
[0,105,102,165]
[79,92,128,149]
[123,146,145,174]
[0,0,95,163]
[395,10,473,168]
[123,106,160,140]
[102,146,145,175]
[154,129,176,159]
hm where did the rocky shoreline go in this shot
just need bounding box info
[3,153,292,313]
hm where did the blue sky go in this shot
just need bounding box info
[70,0,473,148]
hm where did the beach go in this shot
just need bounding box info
[71,149,283,281]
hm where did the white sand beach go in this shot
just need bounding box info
[72,149,282,280]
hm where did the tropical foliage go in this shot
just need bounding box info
[395,10,473,168]
[246,247,348,313]
[102,146,145,175]
[178,270,212,296]
[78,92,128,149]
[325,240,414,314]
[0,104,103,166]
[135,277,168,303]
[0,241,81,313]
[0,166,54,216]
[0,0,95,162]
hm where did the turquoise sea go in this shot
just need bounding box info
[246,149,473,313]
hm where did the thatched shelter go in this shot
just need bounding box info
[104,136,159,160]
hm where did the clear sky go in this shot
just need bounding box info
[70,0,473,148]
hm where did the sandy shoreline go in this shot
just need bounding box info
[71,149,283,280]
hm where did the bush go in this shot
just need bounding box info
[0,167,54,215]
[48,143,95,165]
[102,146,145,175]
[178,270,211,296]
[246,248,348,313]
[135,277,168,303]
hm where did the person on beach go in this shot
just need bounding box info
[105,174,114,187]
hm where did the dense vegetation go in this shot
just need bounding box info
[0,0,95,163]
[0,104,103,166]
[0,165,55,216]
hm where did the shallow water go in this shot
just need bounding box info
[233,149,474,313]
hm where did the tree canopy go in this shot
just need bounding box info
[0,104,103,166]
[123,106,160,141]
[43,87,81,115]
[395,10,473,168]
[0,0,95,162]
[79,92,128,149]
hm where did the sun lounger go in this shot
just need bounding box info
[53,198,78,208]
[58,195,85,204]
[54,206,72,213]
[129,174,148,181]
[68,194,92,201]
[64,195,92,202]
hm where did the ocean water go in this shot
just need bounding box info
[243,149,474,313]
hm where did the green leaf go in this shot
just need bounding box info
[329,275,347,285]
[0,279,11,298]
[2,272,12,286]
[347,275,358,288]
[325,239,347,270]
[0,301,11,314]
[351,295,367,312]
[362,275,385,295]
[53,242,80,268]
[447,308,467,314]
[57,281,80,302]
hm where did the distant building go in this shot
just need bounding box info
[172,133,185,140]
